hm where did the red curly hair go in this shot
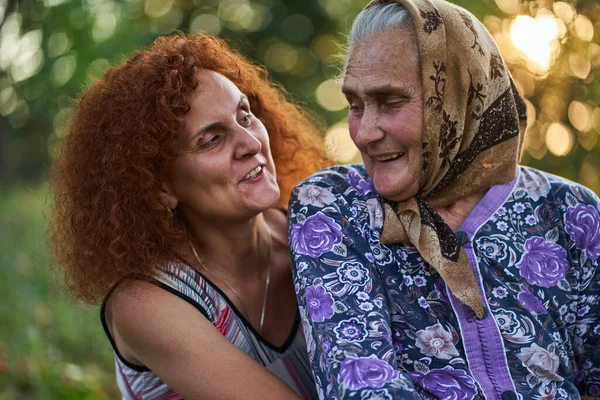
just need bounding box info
[50,34,331,305]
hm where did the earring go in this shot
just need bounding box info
[166,207,174,218]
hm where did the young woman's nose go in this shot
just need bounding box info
[233,127,262,159]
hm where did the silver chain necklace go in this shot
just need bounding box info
[189,228,272,334]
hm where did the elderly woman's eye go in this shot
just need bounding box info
[238,112,254,127]
[348,102,364,114]
[381,100,405,112]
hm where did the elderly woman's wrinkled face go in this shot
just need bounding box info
[343,28,423,202]
[161,70,279,223]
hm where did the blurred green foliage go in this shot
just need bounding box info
[0,186,119,399]
[0,0,599,398]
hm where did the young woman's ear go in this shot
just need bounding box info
[158,182,179,211]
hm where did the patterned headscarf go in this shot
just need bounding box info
[362,0,527,318]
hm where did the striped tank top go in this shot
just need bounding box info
[100,261,317,399]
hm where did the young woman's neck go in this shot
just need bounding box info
[186,211,273,280]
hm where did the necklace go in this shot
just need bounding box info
[189,227,272,334]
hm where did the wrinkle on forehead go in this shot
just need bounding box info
[343,30,422,97]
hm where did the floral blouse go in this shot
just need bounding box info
[288,164,600,400]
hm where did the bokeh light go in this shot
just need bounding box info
[48,30,72,58]
[190,12,222,35]
[51,54,76,87]
[510,14,559,74]
[572,14,594,42]
[263,41,298,73]
[568,101,593,132]
[144,0,173,19]
[545,122,573,156]
[552,2,574,23]
[316,79,347,112]
[92,11,118,42]
[494,0,520,15]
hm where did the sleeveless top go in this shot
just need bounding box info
[100,261,318,400]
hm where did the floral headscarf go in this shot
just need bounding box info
[366,0,528,318]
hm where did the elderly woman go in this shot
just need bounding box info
[50,34,329,399]
[288,1,600,399]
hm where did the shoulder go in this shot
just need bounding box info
[289,164,378,210]
[516,166,599,206]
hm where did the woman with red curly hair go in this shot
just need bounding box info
[50,34,329,399]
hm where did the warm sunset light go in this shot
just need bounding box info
[509,14,560,74]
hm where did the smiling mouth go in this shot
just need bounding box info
[374,153,404,162]
[242,165,263,181]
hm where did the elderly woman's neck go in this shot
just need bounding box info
[434,190,487,232]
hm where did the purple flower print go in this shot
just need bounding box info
[348,170,375,197]
[518,286,548,315]
[565,204,600,260]
[305,285,334,322]
[340,355,399,390]
[357,291,369,301]
[393,342,404,354]
[290,212,343,258]
[413,275,427,287]
[334,317,367,342]
[409,366,477,400]
[492,287,508,299]
[516,237,569,287]
[512,202,525,213]
[321,339,331,354]
[418,296,430,309]
[578,305,590,317]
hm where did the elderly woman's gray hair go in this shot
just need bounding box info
[343,2,418,70]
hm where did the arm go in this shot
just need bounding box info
[563,186,600,398]
[288,168,421,399]
[107,280,301,400]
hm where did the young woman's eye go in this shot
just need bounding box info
[198,133,221,148]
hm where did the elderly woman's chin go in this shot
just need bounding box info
[368,166,420,202]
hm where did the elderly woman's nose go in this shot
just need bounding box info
[354,111,385,146]
[234,128,262,159]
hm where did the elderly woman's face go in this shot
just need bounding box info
[162,70,279,222]
[343,28,423,202]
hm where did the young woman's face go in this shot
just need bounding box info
[162,70,279,224]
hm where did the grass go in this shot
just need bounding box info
[0,185,119,399]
